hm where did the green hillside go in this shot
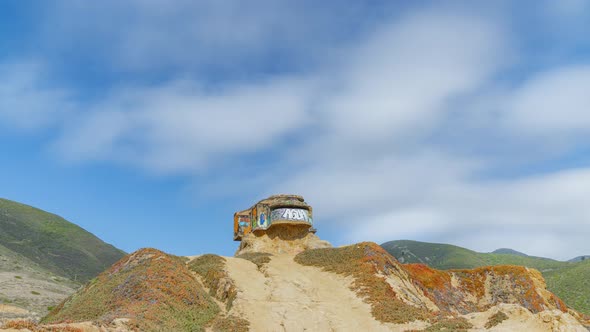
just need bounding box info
[43,249,223,331]
[545,259,590,315]
[569,256,590,263]
[380,240,488,269]
[381,240,589,315]
[492,248,528,256]
[0,198,126,282]
[0,241,79,318]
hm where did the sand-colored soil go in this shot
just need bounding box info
[0,270,76,324]
[464,304,588,332]
[236,225,332,256]
[225,254,428,332]
[225,254,588,332]
[2,245,588,331]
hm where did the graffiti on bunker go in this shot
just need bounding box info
[270,208,312,224]
[234,195,315,240]
[260,212,267,226]
[237,216,250,235]
[252,208,258,228]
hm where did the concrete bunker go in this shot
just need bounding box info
[233,194,315,241]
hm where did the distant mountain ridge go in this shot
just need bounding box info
[569,256,590,263]
[381,239,590,315]
[492,248,528,257]
[0,198,126,282]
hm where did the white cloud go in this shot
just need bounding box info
[54,110,131,162]
[54,77,312,173]
[270,152,478,218]
[3,2,590,260]
[0,61,73,131]
[543,0,590,20]
[42,0,376,73]
[506,65,590,134]
[320,10,508,141]
[345,168,590,260]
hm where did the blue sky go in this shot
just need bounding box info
[1,1,590,260]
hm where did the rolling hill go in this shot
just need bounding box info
[0,242,78,321]
[0,198,126,283]
[544,259,590,317]
[0,198,126,320]
[381,240,590,315]
[492,248,528,256]
[569,256,590,263]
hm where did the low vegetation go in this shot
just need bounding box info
[382,239,590,315]
[295,242,430,324]
[382,240,565,271]
[0,198,126,282]
[403,263,451,291]
[43,248,220,331]
[544,259,590,315]
[210,315,250,332]
[2,320,82,332]
[188,254,226,277]
[421,317,473,332]
[236,252,272,270]
[188,254,238,311]
[485,311,509,329]
[0,235,80,316]
[407,262,565,314]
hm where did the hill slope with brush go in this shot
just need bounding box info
[0,242,79,322]
[544,259,590,317]
[381,239,590,315]
[33,241,589,331]
[0,198,126,321]
[0,198,125,283]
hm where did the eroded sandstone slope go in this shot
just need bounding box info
[5,241,589,331]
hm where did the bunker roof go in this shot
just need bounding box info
[254,194,310,210]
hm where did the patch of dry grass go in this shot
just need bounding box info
[485,311,509,329]
[404,264,452,291]
[188,254,226,277]
[188,254,238,311]
[2,320,83,332]
[42,248,219,332]
[236,252,272,270]
[294,242,430,324]
[2,320,37,330]
[210,315,250,332]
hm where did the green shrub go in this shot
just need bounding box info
[485,311,509,329]
[422,317,473,331]
[236,252,272,270]
[188,254,237,311]
[43,248,220,332]
[210,315,250,332]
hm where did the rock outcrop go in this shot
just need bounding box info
[236,224,332,256]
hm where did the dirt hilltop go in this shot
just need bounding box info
[236,223,332,256]
[1,226,587,332]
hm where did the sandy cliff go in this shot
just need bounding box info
[2,233,588,331]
